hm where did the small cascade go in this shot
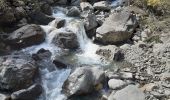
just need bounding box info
[22,6,105,100]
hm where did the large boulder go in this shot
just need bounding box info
[0,53,38,91]
[96,8,138,44]
[7,24,46,49]
[11,84,43,100]
[108,85,145,100]
[52,31,79,49]
[63,66,105,97]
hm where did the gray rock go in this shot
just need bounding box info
[52,31,79,49]
[66,6,80,17]
[80,2,94,11]
[96,8,138,44]
[96,45,117,61]
[96,45,124,62]
[0,54,38,91]
[11,84,42,100]
[63,66,105,97]
[7,24,46,49]
[82,11,98,31]
[108,79,126,90]
[111,85,145,100]
[93,1,111,11]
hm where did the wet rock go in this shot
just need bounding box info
[93,1,111,11]
[108,79,126,90]
[96,8,138,44]
[66,6,80,17]
[52,31,79,49]
[33,49,56,71]
[63,66,105,97]
[86,28,96,39]
[7,24,46,49]
[111,85,145,100]
[0,53,38,91]
[81,11,98,31]
[53,59,67,69]
[11,84,42,100]
[51,18,66,28]
[32,48,52,61]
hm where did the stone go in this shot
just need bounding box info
[66,6,80,17]
[140,83,158,92]
[51,18,66,28]
[11,84,42,100]
[53,59,67,69]
[63,65,105,97]
[108,79,126,90]
[52,31,79,49]
[96,8,138,44]
[32,48,52,61]
[0,53,38,91]
[80,2,94,11]
[93,1,111,11]
[7,24,46,49]
[96,45,118,61]
[81,11,98,31]
[111,85,145,100]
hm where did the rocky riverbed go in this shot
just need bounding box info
[0,0,170,100]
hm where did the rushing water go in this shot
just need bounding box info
[22,0,122,99]
[22,6,104,100]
